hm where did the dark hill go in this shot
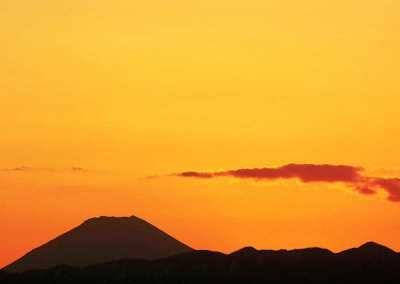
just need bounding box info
[2,244,400,283]
[4,215,192,272]
[339,241,397,257]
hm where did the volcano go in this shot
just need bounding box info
[5,215,192,272]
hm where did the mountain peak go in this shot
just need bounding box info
[338,241,397,258]
[5,215,192,272]
[230,246,259,257]
[358,241,395,253]
[82,215,146,225]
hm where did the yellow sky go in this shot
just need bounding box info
[1,0,400,267]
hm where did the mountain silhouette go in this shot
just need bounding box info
[2,216,400,283]
[4,215,192,272]
[229,246,259,257]
[339,241,397,257]
[2,242,400,283]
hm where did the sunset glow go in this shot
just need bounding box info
[1,0,400,268]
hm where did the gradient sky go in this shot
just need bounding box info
[1,0,400,267]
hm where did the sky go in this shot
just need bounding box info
[1,0,400,267]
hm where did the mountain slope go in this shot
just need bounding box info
[4,215,192,272]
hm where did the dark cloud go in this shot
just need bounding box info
[175,164,400,202]
[223,164,362,183]
[180,171,215,178]
[177,164,363,182]
[372,178,400,202]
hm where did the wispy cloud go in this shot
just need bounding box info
[0,166,91,174]
[71,167,89,173]
[0,166,34,172]
[174,164,400,202]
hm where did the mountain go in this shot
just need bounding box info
[2,243,400,283]
[3,215,400,283]
[339,241,397,257]
[229,246,259,257]
[4,215,192,272]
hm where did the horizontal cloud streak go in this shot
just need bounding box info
[176,164,400,202]
[0,166,34,172]
[0,166,90,173]
[179,164,362,182]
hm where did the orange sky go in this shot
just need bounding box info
[1,0,400,268]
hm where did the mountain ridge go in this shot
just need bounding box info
[2,215,399,277]
[2,241,400,283]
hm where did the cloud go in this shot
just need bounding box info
[71,167,89,173]
[13,166,32,171]
[371,178,400,202]
[0,166,34,172]
[178,164,363,182]
[175,164,400,202]
[1,166,90,174]
[179,171,215,178]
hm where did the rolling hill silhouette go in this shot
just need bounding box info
[2,243,400,283]
[4,215,192,273]
[2,215,400,283]
[338,241,398,259]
